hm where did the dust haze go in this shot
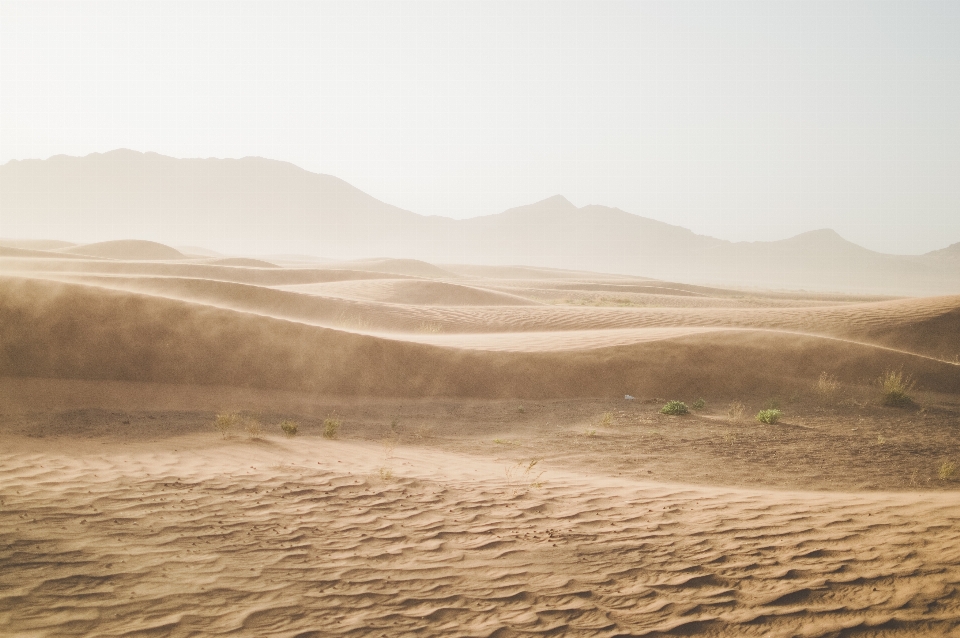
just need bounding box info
[3,3,960,637]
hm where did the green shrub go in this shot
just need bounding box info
[692,398,705,410]
[661,401,689,415]
[279,420,299,437]
[323,417,341,439]
[756,409,781,424]
[879,368,915,407]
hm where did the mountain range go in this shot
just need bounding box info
[1,149,957,295]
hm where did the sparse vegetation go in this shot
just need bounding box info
[584,428,598,437]
[213,412,240,438]
[245,417,264,439]
[518,405,526,414]
[378,466,394,481]
[939,461,956,481]
[879,368,916,407]
[756,409,782,425]
[504,458,545,491]
[660,401,689,415]
[816,372,840,399]
[323,417,341,439]
[727,402,745,422]
[279,420,299,437]
[876,434,886,445]
[692,398,705,410]
[599,412,613,427]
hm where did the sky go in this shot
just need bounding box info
[1,1,959,255]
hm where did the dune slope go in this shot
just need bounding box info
[2,276,958,398]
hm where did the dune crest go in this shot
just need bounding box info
[60,239,187,260]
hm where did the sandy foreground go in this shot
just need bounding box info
[1,245,960,636]
[3,377,960,637]
[4,426,960,638]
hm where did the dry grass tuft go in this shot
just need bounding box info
[213,412,240,439]
[279,420,299,437]
[323,417,341,439]
[816,372,840,399]
[727,402,745,422]
[244,417,264,440]
[879,369,916,407]
[939,461,956,481]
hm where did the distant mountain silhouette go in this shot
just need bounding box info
[1,149,957,295]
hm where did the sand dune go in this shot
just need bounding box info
[59,239,188,260]
[2,252,960,637]
[2,275,958,398]
[0,245,94,260]
[280,278,539,306]
[0,238,77,250]
[326,257,461,279]
[206,256,280,268]
[32,268,958,360]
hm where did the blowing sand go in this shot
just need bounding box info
[1,248,959,636]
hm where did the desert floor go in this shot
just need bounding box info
[1,242,960,636]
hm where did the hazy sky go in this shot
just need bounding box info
[2,1,959,254]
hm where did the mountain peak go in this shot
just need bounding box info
[537,194,576,208]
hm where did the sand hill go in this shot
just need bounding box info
[60,239,187,260]
[3,249,960,637]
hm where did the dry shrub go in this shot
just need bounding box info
[323,417,341,439]
[939,461,956,481]
[214,412,240,439]
[279,420,299,437]
[727,402,745,422]
[245,417,264,439]
[816,372,840,399]
[599,412,613,427]
[878,368,915,407]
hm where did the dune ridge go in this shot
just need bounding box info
[2,275,958,398]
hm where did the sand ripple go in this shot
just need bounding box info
[2,437,960,637]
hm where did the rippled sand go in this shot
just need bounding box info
[4,434,960,637]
